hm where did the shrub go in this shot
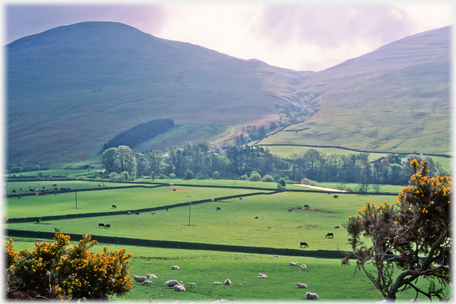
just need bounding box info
[277,177,287,188]
[273,174,280,181]
[109,172,118,181]
[158,174,168,179]
[4,233,133,300]
[169,173,176,179]
[300,178,315,186]
[249,171,261,181]
[184,170,194,180]
[239,174,248,180]
[261,174,274,182]
[212,171,220,179]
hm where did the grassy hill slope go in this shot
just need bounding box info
[260,26,451,155]
[6,22,451,168]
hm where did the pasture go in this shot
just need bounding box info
[8,236,436,302]
[5,180,443,302]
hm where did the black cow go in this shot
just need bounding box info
[300,242,308,248]
[105,224,111,228]
[36,219,41,224]
[136,212,140,215]
[112,205,117,208]
[98,223,105,228]
[216,207,221,211]
[12,190,16,193]
[325,233,334,238]
[304,205,309,208]
[255,216,258,219]
[333,195,339,198]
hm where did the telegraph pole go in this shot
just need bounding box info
[75,191,78,209]
[188,203,192,226]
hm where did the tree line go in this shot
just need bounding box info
[100,143,448,190]
[102,118,175,151]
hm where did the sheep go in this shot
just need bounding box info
[171,265,180,270]
[145,274,157,279]
[301,264,307,270]
[258,273,267,279]
[224,279,231,285]
[213,281,222,285]
[174,284,185,292]
[165,280,179,287]
[142,280,153,286]
[290,262,298,266]
[133,275,146,283]
[297,283,308,288]
[189,283,196,288]
[306,292,319,300]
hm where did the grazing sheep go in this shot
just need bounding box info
[301,264,307,270]
[171,265,180,270]
[142,280,153,286]
[174,284,185,292]
[133,275,146,283]
[224,279,231,285]
[297,283,308,288]
[258,273,267,279]
[189,283,196,288]
[145,274,157,279]
[290,262,298,266]
[306,292,319,300]
[213,282,222,285]
[165,280,179,287]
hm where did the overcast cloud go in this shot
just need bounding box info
[4,2,452,71]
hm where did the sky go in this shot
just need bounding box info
[3,1,453,72]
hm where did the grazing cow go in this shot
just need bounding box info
[166,208,169,211]
[173,189,176,191]
[151,212,155,215]
[36,219,41,224]
[98,223,105,228]
[136,212,140,215]
[304,205,309,209]
[112,205,117,208]
[325,233,334,238]
[334,225,340,228]
[288,208,292,212]
[255,216,258,219]
[105,224,111,228]
[333,195,339,198]
[239,197,242,200]
[300,242,309,248]
[12,190,16,193]
[216,207,221,211]
[98,185,101,187]
[42,187,46,189]
[52,184,57,187]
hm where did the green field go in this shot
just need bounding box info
[4,180,447,302]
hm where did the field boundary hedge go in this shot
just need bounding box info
[4,229,346,259]
[255,143,452,158]
[6,191,277,223]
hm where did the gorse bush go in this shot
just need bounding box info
[4,232,133,300]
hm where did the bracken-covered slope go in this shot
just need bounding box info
[6,22,451,168]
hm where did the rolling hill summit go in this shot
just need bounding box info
[6,22,450,168]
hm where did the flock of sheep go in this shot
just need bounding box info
[132,262,319,301]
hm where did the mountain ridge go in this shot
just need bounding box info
[6,22,451,168]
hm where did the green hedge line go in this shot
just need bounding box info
[5,229,345,259]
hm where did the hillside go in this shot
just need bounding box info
[6,22,451,168]
[258,26,451,155]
